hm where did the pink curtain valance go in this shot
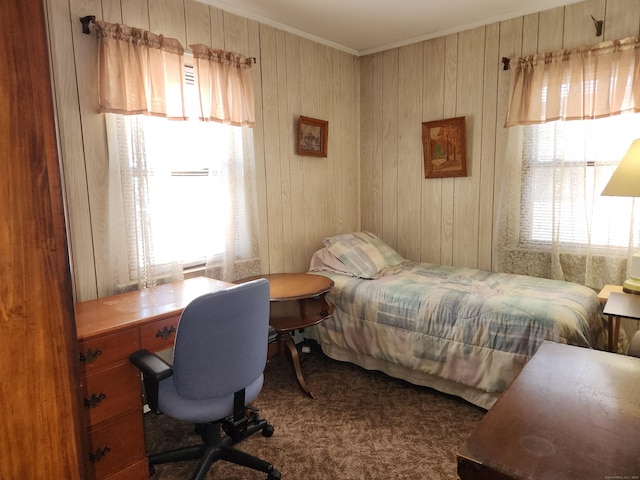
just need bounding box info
[505,36,640,127]
[189,44,255,127]
[94,21,187,119]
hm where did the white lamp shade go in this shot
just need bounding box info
[601,138,640,197]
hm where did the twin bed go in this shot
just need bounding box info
[306,231,607,409]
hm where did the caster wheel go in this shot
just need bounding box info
[262,423,275,437]
[267,469,282,480]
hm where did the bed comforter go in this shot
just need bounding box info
[308,250,606,409]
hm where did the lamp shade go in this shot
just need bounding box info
[601,138,640,197]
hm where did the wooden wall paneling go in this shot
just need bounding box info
[537,7,565,53]
[2,0,87,476]
[453,27,485,268]
[491,18,524,272]
[522,13,540,54]
[102,0,124,23]
[440,34,459,266]
[381,48,399,247]
[397,42,423,261]
[45,0,98,302]
[420,37,445,264]
[359,55,374,232]
[276,30,295,272]
[478,23,499,271]
[70,0,112,300]
[247,19,270,272]
[313,43,336,261]
[120,0,150,29]
[149,0,186,45]
[371,53,384,236]
[209,6,225,48]
[330,48,346,238]
[259,25,285,273]
[222,11,248,53]
[563,0,606,49]
[604,0,640,40]
[300,38,324,264]
[341,51,360,233]
[184,0,212,47]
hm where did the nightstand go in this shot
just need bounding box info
[601,288,640,353]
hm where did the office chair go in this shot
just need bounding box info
[129,278,281,480]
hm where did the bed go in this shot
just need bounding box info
[306,231,607,409]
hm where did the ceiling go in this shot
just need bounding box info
[199,0,585,56]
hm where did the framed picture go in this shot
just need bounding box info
[298,116,328,157]
[422,116,467,178]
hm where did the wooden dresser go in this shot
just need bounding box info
[75,277,233,480]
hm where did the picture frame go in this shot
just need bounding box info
[422,116,468,178]
[297,116,328,157]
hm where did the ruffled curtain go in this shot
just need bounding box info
[189,44,255,127]
[94,21,187,119]
[505,36,640,126]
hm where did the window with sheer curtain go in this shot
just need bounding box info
[496,36,640,290]
[96,21,260,292]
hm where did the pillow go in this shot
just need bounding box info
[308,248,355,276]
[323,231,407,279]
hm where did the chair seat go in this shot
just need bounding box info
[158,374,264,423]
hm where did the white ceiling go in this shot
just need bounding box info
[199,0,585,55]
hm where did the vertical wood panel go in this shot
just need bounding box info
[478,23,499,271]
[604,0,640,39]
[453,27,484,268]
[563,0,606,49]
[371,53,384,236]
[538,7,565,53]
[421,37,445,264]
[184,0,211,47]
[397,43,423,260]
[360,55,374,231]
[381,49,399,247]
[440,34,459,266]
[149,0,186,45]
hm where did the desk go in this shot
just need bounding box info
[457,342,640,480]
[75,277,232,480]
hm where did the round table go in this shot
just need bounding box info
[239,273,334,398]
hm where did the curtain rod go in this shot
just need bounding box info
[78,15,256,64]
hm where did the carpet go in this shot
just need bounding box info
[144,349,486,479]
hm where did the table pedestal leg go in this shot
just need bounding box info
[277,331,316,399]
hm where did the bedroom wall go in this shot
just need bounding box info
[359,0,640,272]
[44,0,359,302]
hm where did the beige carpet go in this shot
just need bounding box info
[144,348,486,479]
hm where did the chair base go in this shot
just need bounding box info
[149,414,281,480]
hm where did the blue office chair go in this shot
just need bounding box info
[129,278,281,480]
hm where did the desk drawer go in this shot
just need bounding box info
[82,362,142,427]
[87,409,146,480]
[140,315,180,351]
[79,330,140,374]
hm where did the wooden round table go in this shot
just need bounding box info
[239,273,334,398]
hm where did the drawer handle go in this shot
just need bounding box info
[83,392,106,409]
[156,325,176,340]
[89,446,111,463]
[79,348,102,364]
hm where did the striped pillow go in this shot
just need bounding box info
[323,231,407,279]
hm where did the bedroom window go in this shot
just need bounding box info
[520,113,640,251]
[106,62,259,288]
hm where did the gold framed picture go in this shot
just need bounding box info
[298,116,328,157]
[422,116,467,178]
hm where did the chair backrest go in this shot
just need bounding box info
[170,278,270,400]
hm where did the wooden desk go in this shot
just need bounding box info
[457,342,640,480]
[75,277,232,480]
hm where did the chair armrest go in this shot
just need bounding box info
[129,349,173,412]
[129,349,173,381]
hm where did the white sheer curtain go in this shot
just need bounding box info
[495,118,640,290]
